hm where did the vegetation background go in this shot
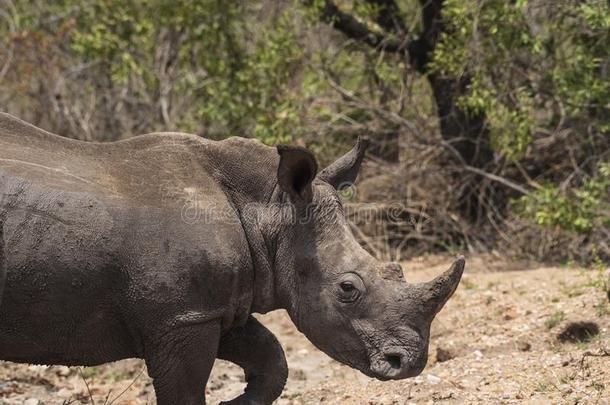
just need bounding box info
[0,0,608,264]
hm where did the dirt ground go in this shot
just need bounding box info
[1,256,608,404]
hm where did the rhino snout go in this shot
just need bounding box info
[369,347,427,380]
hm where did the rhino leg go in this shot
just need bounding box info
[145,321,221,405]
[218,316,288,405]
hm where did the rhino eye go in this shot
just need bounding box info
[337,274,364,303]
[340,281,355,292]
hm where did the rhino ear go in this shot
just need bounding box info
[318,136,369,190]
[277,145,318,202]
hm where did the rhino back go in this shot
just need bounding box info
[0,113,225,207]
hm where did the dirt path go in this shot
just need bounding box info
[1,257,608,404]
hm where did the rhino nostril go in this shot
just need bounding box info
[385,354,402,370]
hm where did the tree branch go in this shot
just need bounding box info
[318,0,407,53]
[316,0,438,74]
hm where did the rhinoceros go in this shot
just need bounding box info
[0,112,464,404]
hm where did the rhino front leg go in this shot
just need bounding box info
[218,316,288,405]
[145,321,221,405]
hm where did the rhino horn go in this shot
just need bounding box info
[318,136,369,190]
[417,256,465,317]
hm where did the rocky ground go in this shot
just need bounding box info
[1,256,608,404]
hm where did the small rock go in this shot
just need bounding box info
[503,307,518,320]
[517,340,531,351]
[473,350,484,359]
[291,368,307,381]
[24,399,41,405]
[436,346,456,362]
[427,374,441,385]
[432,391,454,400]
[557,321,600,343]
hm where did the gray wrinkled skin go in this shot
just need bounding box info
[0,113,464,405]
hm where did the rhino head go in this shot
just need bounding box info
[269,138,464,380]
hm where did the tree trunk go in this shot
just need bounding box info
[317,0,497,222]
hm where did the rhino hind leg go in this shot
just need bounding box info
[218,316,288,405]
[145,321,221,405]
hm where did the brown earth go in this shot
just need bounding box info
[1,256,609,404]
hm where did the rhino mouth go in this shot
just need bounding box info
[368,348,426,380]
